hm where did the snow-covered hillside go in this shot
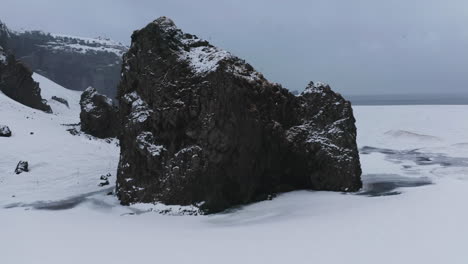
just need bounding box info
[1,77,468,263]
[44,33,127,56]
[0,74,119,206]
[11,30,128,57]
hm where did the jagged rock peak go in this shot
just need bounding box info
[152,16,177,30]
[126,16,265,81]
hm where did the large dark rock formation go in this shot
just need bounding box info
[116,17,362,213]
[79,87,119,138]
[0,20,127,98]
[0,46,52,113]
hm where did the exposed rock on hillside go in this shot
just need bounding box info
[79,87,119,138]
[0,20,127,98]
[15,160,29,174]
[0,124,11,137]
[51,96,69,107]
[0,46,52,113]
[116,17,362,213]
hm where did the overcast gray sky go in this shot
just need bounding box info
[1,0,467,95]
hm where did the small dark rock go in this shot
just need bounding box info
[98,180,110,187]
[51,96,69,107]
[0,125,11,137]
[67,127,80,136]
[15,161,29,174]
[100,175,108,181]
[30,132,34,135]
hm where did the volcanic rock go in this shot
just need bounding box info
[116,17,362,213]
[0,46,52,113]
[15,161,29,174]
[0,124,11,137]
[79,87,119,138]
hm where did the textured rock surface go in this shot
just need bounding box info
[0,20,127,98]
[0,124,11,137]
[15,160,28,174]
[79,87,119,138]
[116,17,362,213]
[0,46,52,113]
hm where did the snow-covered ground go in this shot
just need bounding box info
[1,75,468,263]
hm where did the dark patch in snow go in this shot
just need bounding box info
[358,174,432,197]
[360,146,468,168]
[4,188,114,210]
[51,96,69,107]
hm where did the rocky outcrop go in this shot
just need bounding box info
[0,20,127,98]
[51,96,69,107]
[79,87,119,138]
[0,46,52,113]
[116,17,362,213]
[15,161,28,174]
[0,124,11,137]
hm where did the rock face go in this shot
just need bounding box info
[0,124,11,137]
[116,17,362,213]
[15,161,28,174]
[79,87,119,138]
[0,20,127,98]
[0,46,52,113]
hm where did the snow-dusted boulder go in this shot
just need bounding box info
[79,87,119,138]
[116,17,362,213]
[14,161,29,174]
[0,124,11,137]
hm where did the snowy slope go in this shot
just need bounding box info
[1,79,468,264]
[0,73,119,206]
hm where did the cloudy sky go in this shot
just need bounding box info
[1,0,467,95]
